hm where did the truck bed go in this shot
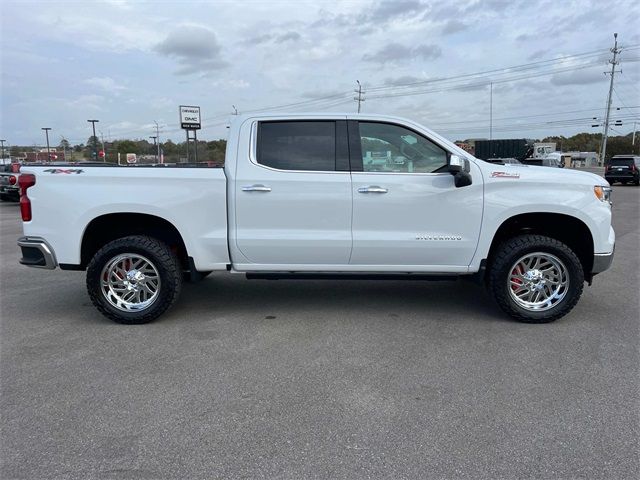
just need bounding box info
[20,165,230,271]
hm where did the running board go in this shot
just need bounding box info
[245,272,459,281]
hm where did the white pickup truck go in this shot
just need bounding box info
[17,113,615,324]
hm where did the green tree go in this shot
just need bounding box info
[116,140,139,154]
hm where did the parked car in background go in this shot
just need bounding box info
[0,163,21,201]
[605,155,640,186]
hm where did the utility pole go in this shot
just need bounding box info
[149,136,158,162]
[600,33,621,165]
[632,121,637,147]
[60,136,68,162]
[354,80,365,113]
[41,127,52,162]
[0,139,6,162]
[154,121,161,162]
[489,82,493,141]
[87,119,99,160]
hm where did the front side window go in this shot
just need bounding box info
[359,122,447,173]
[257,121,336,171]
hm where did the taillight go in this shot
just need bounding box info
[18,173,36,221]
[9,175,17,185]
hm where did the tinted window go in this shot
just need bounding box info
[359,122,447,173]
[258,121,336,171]
[608,158,633,167]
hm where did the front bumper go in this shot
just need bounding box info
[17,236,57,269]
[592,247,614,275]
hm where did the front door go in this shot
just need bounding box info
[349,120,483,269]
[234,119,353,266]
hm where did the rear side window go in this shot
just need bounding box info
[257,121,336,171]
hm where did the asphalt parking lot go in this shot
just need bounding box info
[1,181,638,479]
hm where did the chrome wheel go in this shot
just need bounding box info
[508,252,569,312]
[100,253,161,312]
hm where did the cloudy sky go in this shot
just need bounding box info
[1,0,639,147]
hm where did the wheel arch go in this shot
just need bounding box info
[80,212,189,270]
[486,212,594,279]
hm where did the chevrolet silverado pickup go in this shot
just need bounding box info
[17,113,615,324]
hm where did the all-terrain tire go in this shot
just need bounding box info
[86,235,182,324]
[488,235,584,323]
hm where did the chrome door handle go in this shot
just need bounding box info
[358,186,388,194]
[242,184,271,192]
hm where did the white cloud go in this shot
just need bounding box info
[1,0,639,144]
[85,77,127,94]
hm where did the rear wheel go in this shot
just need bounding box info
[488,235,584,323]
[86,235,182,324]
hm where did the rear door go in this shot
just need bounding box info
[233,119,353,266]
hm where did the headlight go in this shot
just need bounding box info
[594,185,612,203]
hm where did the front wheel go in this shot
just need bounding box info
[86,235,183,324]
[488,235,584,323]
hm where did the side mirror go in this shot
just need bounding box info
[449,154,472,188]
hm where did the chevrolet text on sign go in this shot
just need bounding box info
[179,105,201,130]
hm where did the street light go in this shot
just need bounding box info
[87,119,99,160]
[41,128,52,162]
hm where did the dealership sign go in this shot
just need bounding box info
[179,105,201,130]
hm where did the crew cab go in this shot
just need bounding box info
[17,114,615,324]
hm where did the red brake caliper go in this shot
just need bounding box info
[511,264,523,290]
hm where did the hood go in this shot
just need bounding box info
[475,160,606,186]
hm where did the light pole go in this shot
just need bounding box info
[41,127,51,162]
[87,119,99,160]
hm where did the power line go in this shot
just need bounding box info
[366,48,611,92]
[366,61,603,100]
